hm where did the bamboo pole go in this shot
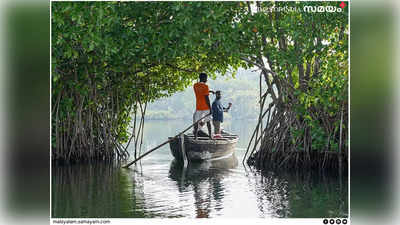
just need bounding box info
[122,113,211,168]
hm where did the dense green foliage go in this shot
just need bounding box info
[52,1,348,170]
[237,2,348,170]
[52,2,244,162]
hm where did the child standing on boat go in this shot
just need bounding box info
[212,91,232,138]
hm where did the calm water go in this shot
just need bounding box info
[52,120,348,218]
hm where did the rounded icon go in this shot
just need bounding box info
[342,219,348,224]
[330,219,335,224]
[336,219,342,224]
[323,219,329,224]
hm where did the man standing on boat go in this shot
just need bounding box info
[193,73,214,140]
[212,91,232,137]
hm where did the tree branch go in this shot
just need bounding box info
[165,63,196,73]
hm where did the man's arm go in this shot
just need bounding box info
[205,95,212,112]
[223,103,232,112]
[204,85,212,111]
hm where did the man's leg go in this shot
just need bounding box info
[212,120,217,134]
[194,123,198,140]
[193,111,198,140]
[215,121,221,134]
[206,121,213,139]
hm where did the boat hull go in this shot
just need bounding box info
[169,135,238,162]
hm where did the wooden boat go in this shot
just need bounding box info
[168,133,238,162]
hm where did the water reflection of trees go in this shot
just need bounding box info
[52,162,146,218]
[169,154,238,218]
[245,168,348,218]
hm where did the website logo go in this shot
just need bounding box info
[304,2,346,13]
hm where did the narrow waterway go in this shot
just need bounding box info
[52,119,348,218]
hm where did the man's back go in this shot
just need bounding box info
[193,82,210,110]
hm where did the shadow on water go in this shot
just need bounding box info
[52,120,347,218]
[52,162,152,218]
[168,154,238,218]
[52,156,347,218]
[243,167,348,218]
